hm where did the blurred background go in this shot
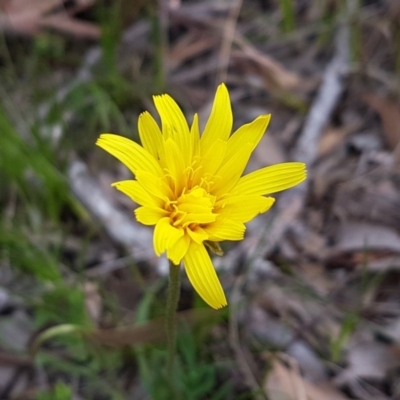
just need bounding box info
[1,0,400,399]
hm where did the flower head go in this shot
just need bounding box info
[96,84,306,309]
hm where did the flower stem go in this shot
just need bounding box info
[166,261,181,373]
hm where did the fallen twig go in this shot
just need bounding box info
[261,19,350,257]
[68,159,153,259]
[217,0,243,84]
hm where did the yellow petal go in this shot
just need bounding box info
[153,94,189,137]
[187,226,209,244]
[212,115,271,196]
[135,206,168,225]
[190,113,200,158]
[96,134,163,177]
[232,162,306,196]
[163,138,187,193]
[200,84,232,154]
[112,180,161,207]
[153,94,191,164]
[199,139,227,178]
[135,170,174,200]
[138,111,163,159]
[167,234,191,265]
[211,142,253,196]
[183,243,227,309]
[190,138,227,187]
[153,217,184,255]
[180,212,217,227]
[225,114,271,162]
[205,218,245,241]
[216,195,275,223]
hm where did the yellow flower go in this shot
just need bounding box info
[96,84,306,309]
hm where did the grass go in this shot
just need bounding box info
[278,0,295,33]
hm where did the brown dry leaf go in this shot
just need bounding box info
[254,286,341,360]
[232,49,301,91]
[233,33,303,91]
[247,306,328,383]
[332,222,400,255]
[318,127,349,157]
[0,0,60,34]
[335,332,400,385]
[265,356,348,400]
[0,0,98,38]
[364,94,400,152]
[40,14,100,39]
[333,174,400,234]
[84,282,102,323]
[90,308,220,347]
[168,33,216,70]
[325,222,400,271]
[298,263,335,296]
[380,319,400,346]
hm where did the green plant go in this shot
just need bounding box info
[36,382,72,400]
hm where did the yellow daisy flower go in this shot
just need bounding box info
[96,84,306,309]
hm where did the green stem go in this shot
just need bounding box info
[166,261,181,373]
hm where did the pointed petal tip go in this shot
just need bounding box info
[153,93,171,102]
[263,114,272,126]
[295,162,307,186]
[208,297,228,310]
[97,132,116,139]
[209,293,228,309]
[95,134,111,149]
[95,134,106,146]
[248,113,272,130]
[291,162,308,185]
[215,83,230,99]
[215,300,228,310]
[300,162,307,175]
[96,133,132,149]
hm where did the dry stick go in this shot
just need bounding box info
[264,21,350,256]
[68,160,153,257]
[217,0,243,84]
[228,21,350,399]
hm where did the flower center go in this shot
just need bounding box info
[167,187,217,229]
